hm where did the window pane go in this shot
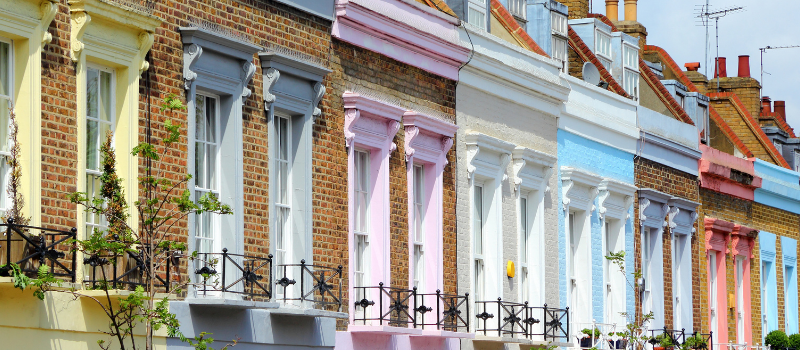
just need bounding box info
[596,33,611,57]
[473,186,483,255]
[0,41,9,97]
[86,120,99,171]
[0,160,9,211]
[205,97,216,142]
[414,165,424,242]
[355,150,370,234]
[195,94,206,142]
[0,97,10,153]
[475,260,484,301]
[468,7,486,29]
[87,68,99,120]
[206,143,217,190]
[414,245,424,289]
[520,197,527,264]
[195,141,205,188]
[99,71,112,123]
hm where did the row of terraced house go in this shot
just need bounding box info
[1,0,800,349]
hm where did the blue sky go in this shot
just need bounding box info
[590,0,800,129]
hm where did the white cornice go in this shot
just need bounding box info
[512,147,556,194]
[561,167,602,212]
[598,178,637,220]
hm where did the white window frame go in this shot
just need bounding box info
[274,112,292,277]
[596,30,612,71]
[353,148,371,302]
[412,163,425,290]
[519,194,529,303]
[736,256,745,343]
[509,0,526,20]
[622,45,639,99]
[709,251,719,339]
[551,12,568,72]
[794,151,800,172]
[473,182,485,303]
[85,63,116,237]
[0,37,14,215]
[192,92,221,258]
[700,105,710,144]
[468,0,487,30]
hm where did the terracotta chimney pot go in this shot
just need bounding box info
[775,101,786,120]
[624,0,637,21]
[714,57,727,78]
[761,96,772,114]
[738,55,751,78]
[685,62,701,72]
[606,0,619,21]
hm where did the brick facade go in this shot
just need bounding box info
[633,157,701,328]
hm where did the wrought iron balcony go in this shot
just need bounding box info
[84,248,174,292]
[414,289,470,332]
[275,260,343,312]
[194,249,273,300]
[352,284,471,332]
[475,299,569,341]
[0,219,77,282]
[648,328,687,348]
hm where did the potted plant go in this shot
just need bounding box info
[682,334,708,350]
[766,330,790,350]
[788,334,800,350]
[614,332,629,349]
[653,333,675,350]
[579,328,601,348]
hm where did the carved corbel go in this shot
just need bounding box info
[312,82,326,118]
[388,120,400,153]
[137,32,154,75]
[466,144,480,179]
[511,157,526,195]
[731,235,740,256]
[542,166,553,193]
[40,0,58,45]
[639,197,651,222]
[589,186,599,212]
[660,203,670,228]
[441,137,454,165]
[183,44,203,90]
[667,206,680,230]
[561,179,574,212]
[624,195,634,220]
[241,61,256,98]
[500,153,511,182]
[404,126,419,163]
[597,189,611,220]
[70,11,91,62]
[262,68,280,111]
[344,108,360,148]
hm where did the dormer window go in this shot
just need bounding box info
[774,139,782,152]
[700,105,709,144]
[795,151,799,172]
[551,12,568,72]
[596,31,612,71]
[622,44,639,99]
[509,0,526,20]
[468,0,487,30]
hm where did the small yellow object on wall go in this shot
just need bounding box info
[507,261,515,278]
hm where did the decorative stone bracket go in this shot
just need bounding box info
[69,11,91,62]
[40,0,58,44]
[262,67,280,110]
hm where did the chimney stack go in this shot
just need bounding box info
[714,57,727,78]
[737,55,751,78]
[775,101,786,121]
[624,0,637,21]
[685,62,700,72]
[606,0,619,21]
[761,96,772,114]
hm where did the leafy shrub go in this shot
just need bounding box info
[788,333,800,350]
[766,330,790,349]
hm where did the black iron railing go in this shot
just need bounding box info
[649,328,688,348]
[353,283,416,327]
[414,289,470,332]
[84,249,173,292]
[275,260,343,311]
[534,304,570,341]
[0,219,77,282]
[194,248,272,299]
[475,298,531,338]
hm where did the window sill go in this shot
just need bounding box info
[0,277,81,291]
[348,324,423,336]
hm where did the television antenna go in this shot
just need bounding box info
[759,45,800,93]
[696,3,744,91]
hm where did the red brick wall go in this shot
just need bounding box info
[633,157,701,329]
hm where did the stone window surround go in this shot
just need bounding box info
[512,147,556,306]
[666,197,700,332]
[260,50,330,271]
[0,0,59,226]
[560,166,602,330]
[403,111,457,294]
[343,92,405,326]
[703,217,756,345]
[465,132,515,305]
[598,178,636,327]
[781,236,799,334]
[638,188,671,329]
[70,0,162,243]
[180,26,261,272]
[761,232,779,337]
